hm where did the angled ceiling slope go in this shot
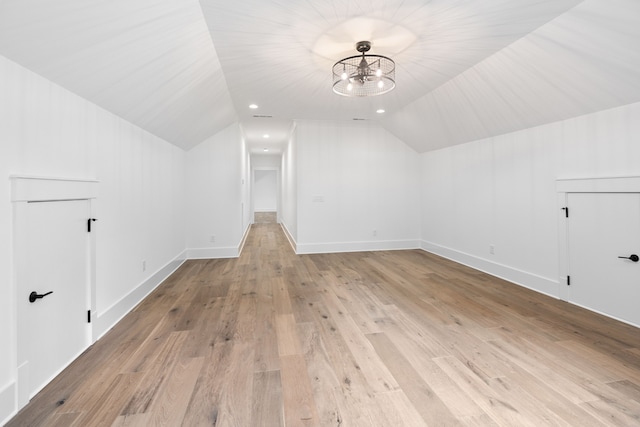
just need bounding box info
[0,0,237,151]
[2,0,639,153]
[382,0,640,152]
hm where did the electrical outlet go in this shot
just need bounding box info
[489,245,495,255]
[210,235,216,243]
[142,260,146,272]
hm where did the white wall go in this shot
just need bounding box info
[295,120,420,254]
[0,54,186,423]
[252,154,281,169]
[94,117,186,328]
[421,101,640,297]
[254,170,277,212]
[185,123,249,258]
[280,132,298,243]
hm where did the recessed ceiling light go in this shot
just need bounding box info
[263,148,269,152]
[263,134,270,138]
[249,104,258,109]
[376,109,385,114]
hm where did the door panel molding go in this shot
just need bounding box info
[10,175,98,202]
[557,175,640,193]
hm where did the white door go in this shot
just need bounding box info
[567,192,640,326]
[16,199,91,402]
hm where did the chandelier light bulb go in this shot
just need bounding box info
[378,80,384,88]
[347,83,353,91]
[376,68,382,77]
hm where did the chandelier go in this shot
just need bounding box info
[332,41,396,97]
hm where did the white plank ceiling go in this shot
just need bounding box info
[1,0,639,153]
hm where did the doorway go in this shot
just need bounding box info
[558,177,640,327]
[253,169,278,223]
[11,176,97,407]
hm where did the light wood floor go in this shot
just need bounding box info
[8,222,640,426]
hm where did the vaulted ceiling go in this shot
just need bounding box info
[1,0,639,154]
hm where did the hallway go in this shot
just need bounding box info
[8,222,640,426]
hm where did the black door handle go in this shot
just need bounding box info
[29,291,53,303]
[618,254,639,262]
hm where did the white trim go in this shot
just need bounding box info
[0,381,15,427]
[571,301,640,329]
[93,251,186,340]
[280,223,297,253]
[420,240,560,299]
[296,239,420,255]
[186,247,239,259]
[238,223,252,255]
[557,191,570,301]
[556,176,640,193]
[10,175,98,202]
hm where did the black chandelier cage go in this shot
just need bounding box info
[332,41,396,97]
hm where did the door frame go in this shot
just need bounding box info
[556,175,640,302]
[11,176,98,408]
[251,167,281,223]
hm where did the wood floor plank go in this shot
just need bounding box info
[607,379,640,403]
[320,287,399,394]
[367,332,462,426]
[434,356,540,427]
[179,292,225,358]
[323,270,384,335]
[253,293,281,372]
[8,220,640,426]
[40,411,81,427]
[180,341,233,426]
[302,302,385,425]
[486,332,600,404]
[73,373,143,427]
[504,365,608,426]
[373,390,428,427]
[120,331,188,415]
[251,370,284,427]
[580,398,640,426]
[143,356,204,426]
[212,342,255,427]
[297,321,341,422]
[280,355,320,427]
[110,413,151,427]
[275,313,303,356]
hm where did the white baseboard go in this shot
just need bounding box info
[420,240,559,299]
[93,251,187,340]
[238,224,251,255]
[296,239,420,255]
[186,246,239,259]
[280,223,297,253]
[570,301,640,329]
[0,381,16,427]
